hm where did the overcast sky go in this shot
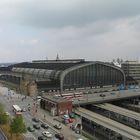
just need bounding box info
[0,0,140,62]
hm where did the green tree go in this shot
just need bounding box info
[0,103,4,113]
[0,103,8,124]
[10,115,27,138]
[0,113,9,124]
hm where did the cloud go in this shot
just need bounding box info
[0,15,140,62]
[19,39,39,45]
[0,0,140,62]
[10,0,140,28]
[41,16,140,61]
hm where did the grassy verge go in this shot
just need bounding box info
[0,124,24,140]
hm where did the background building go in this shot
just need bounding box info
[121,60,140,86]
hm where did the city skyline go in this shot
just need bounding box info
[0,0,140,62]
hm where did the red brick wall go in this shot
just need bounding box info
[57,101,72,115]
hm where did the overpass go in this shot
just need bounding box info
[75,107,140,140]
[72,88,140,106]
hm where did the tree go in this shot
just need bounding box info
[0,103,8,124]
[0,113,9,124]
[10,115,27,138]
[0,103,4,114]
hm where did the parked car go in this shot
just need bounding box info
[41,123,49,129]
[69,112,75,118]
[28,107,31,111]
[21,108,26,112]
[33,124,40,129]
[27,126,35,132]
[63,119,69,124]
[54,123,62,129]
[42,131,52,138]
[70,124,76,130]
[32,117,39,122]
[75,128,81,134]
[63,114,69,119]
[99,94,106,97]
[38,136,47,140]
[55,133,64,140]
[68,118,74,123]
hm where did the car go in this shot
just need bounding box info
[99,94,106,97]
[54,123,62,129]
[69,112,75,118]
[68,118,74,123]
[70,124,76,130]
[63,119,69,124]
[21,108,26,112]
[75,128,81,134]
[36,96,41,99]
[55,133,64,140]
[32,117,39,122]
[27,126,35,132]
[38,136,47,140]
[63,114,69,119]
[42,131,52,138]
[41,123,49,129]
[28,107,31,111]
[33,124,40,129]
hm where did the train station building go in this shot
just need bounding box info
[0,59,125,96]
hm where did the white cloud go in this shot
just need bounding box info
[0,0,139,62]
[19,39,39,45]
[41,16,140,61]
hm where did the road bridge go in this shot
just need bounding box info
[75,107,140,140]
[73,89,140,106]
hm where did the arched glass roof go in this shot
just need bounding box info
[12,67,62,80]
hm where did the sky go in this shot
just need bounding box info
[0,0,140,62]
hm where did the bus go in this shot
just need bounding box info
[12,105,22,115]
